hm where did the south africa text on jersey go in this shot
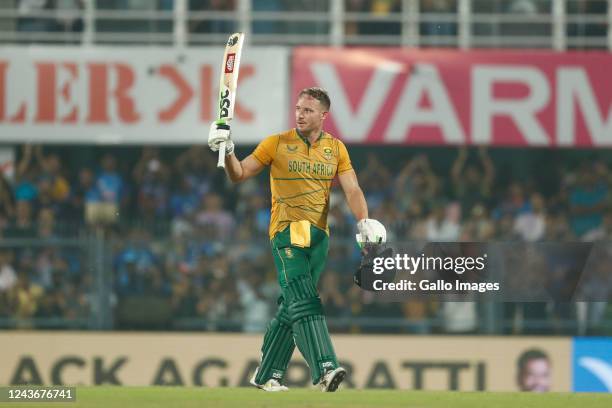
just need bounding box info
[288,160,334,177]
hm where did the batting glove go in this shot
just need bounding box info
[208,121,235,156]
[356,218,387,247]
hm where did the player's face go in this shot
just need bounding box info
[295,95,327,135]
[520,359,551,392]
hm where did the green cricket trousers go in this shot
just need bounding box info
[253,222,339,385]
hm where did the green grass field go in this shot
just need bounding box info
[12,387,612,408]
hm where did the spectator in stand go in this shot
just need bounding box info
[8,271,43,328]
[53,0,84,35]
[494,181,530,220]
[17,0,54,33]
[0,250,17,294]
[196,276,243,331]
[501,0,550,39]
[421,0,457,40]
[319,270,348,318]
[394,154,439,213]
[36,151,71,218]
[172,274,200,318]
[236,192,270,236]
[14,145,39,205]
[37,207,58,239]
[194,193,235,241]
[97,154,126,206]
[35,285,65,319]
[513,193,547,242]
[371,200,401,241]
[569,163,608,240]
[358,153,393,212]
[175,146,221,199]
[133,147,170,223]
[237,265,272,332]
[460,203,495,241]
[4,200,36,238]
[144,266,171,297]
[70,167,99,223]
[166,238,199,281]
[0,290,10,317]
[345,0,366,36]
[351,0,401,36]
[425,201,460,241]
[62,278,90,319]
[170,176,201,221]
[88,153,128,226]
[30,247,71,290]
[404,200,428,240]
[327,196,352,237]
[401,297,437,334]
[451,146,495,218]
[115,228,158,295]
[544,211,573,241]
[584,212,612,241]
[0,172,15,231]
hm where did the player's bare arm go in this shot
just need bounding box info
[224,153,265,183]
[338,169,368,221]
[339,169,386,245]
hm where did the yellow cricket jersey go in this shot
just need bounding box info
[251,129,353,240]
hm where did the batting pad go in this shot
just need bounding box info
[254,302,295,384]
[286,275,338,384]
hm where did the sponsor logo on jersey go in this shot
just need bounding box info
[284,248,294,258]
[323,147,333,160]
[287,145,298,153]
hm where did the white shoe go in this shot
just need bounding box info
[250,367,289,392]
[318,367,346,392]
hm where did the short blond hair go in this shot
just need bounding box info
[298,87,330,111]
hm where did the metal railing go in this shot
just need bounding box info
[0,0,609,50]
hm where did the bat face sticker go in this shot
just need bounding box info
[227,35,239,46]
[225,53,236,73]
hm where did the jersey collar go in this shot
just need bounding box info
[296,129,323,147]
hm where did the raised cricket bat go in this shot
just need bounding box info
[216,32,245,168]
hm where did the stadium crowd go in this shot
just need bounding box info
[8,0,609,47]
[0,143,611,335]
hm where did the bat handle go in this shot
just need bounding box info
[217,141,227,168]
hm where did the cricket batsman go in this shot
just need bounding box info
[208,87,386,392]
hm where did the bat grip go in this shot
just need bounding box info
[217,141,227,168]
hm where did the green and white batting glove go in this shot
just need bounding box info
[208,121,235,156]
[356,218,387,248]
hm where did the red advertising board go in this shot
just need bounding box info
[0,47,288,144]
[292,47,612,147]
